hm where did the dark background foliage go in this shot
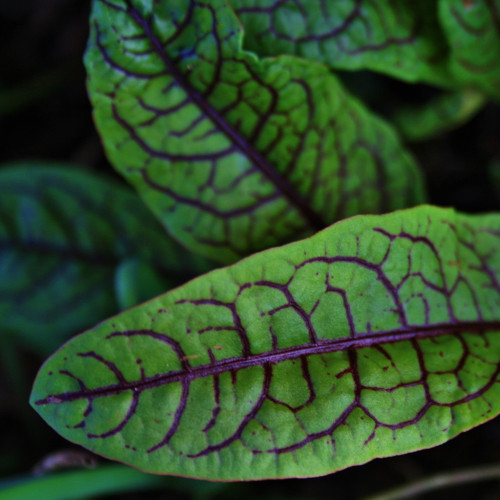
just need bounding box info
[1,1,500,498]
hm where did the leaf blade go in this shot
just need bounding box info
[231,0,451,86]
[0,163,212,354]
[392,89,486,142]
[86,0,425,263]
[31,206,500,480]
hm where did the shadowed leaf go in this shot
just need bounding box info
[85,0,425,263]
[31,206,500,480]
[392,89,485,142]
[0,163,212,354]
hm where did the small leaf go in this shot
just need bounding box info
[0,163,212,354]
[85,0,425,263]
[392,89,486,142]
[232,0,451,86]
[31,206,500,480]
[439,0,500,99]
[114,258,170,310]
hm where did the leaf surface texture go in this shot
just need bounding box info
[232,0,450,85]
[31,206,500,479]
[232,0,500,99]
[85,0,424,263]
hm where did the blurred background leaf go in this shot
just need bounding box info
[0,163,214,356]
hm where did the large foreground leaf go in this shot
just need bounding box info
[0,163,211,354]
[31,206,500,480]
[85,0,424,263]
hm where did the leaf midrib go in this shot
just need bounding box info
[36,319,500,404]
[122,1,325,230]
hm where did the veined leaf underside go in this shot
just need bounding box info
[32,208,500,479]
[86,0,423,261]
[96,1,321,224]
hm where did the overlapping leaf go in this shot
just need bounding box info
[0,164,212,354]
[232,1,500,100]
[231,0,451,86]
[85,0,425,263]
[31,206,500,480]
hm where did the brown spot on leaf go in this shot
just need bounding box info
[182,354,200,361]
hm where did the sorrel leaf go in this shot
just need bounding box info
[440,0,500,99]
[232,1,500,99]
[85,0,425,263]
[31,206,500,480]
[0,163,212,354]
[231,0,451,86]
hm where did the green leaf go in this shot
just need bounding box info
[232,1,500,99]
[0,163,212,355]
[392,89,486,142]
[114,258,171,310]
[231,0,451,86]
[0,464,226,500]
[439,0,500,99]
[0,466,164,500]
[31,205,500,480]
[85,0,425,263]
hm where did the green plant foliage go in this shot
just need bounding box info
[439,0,500,99]
[0,163,212,354]
[232,0,500,100]
[392,89,486,142]
[31,206,500,480]
[85,0,425,263]
[0,465,166,500]
[114,258,170,310]
[232,0,451,85]
[0,464,229,500]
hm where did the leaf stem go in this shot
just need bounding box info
[362,463,500,500]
